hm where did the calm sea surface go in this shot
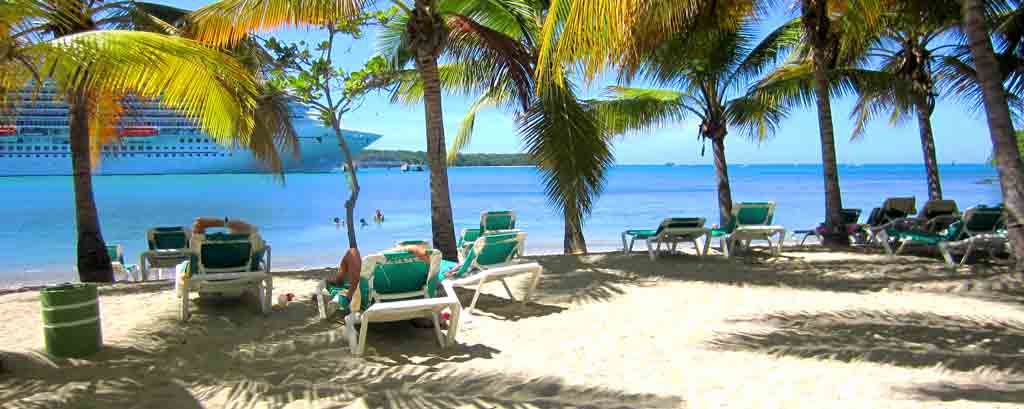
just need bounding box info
[0,164,1002,288]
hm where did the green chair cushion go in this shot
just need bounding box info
[371,251,434,295]
[625,229,658,239]
[736,203,772,225]
[151,227,188,250]
[482,211,515,231]
[200,233,252,270]
[447,232,521,280]
[105,246,125,265]
[459,229,483,247]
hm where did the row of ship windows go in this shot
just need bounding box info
[0,153,233,159]
[0,145,220,152]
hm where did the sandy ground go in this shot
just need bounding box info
[2,245,1024,408]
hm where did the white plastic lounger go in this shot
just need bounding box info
[621,217,711,260]
[876,205,1004,264]
[457,210,518,261]
[174,231,272,321]
[441,231,542,314]
[711,202,786,257]
[140,226,192,281]
[313,250,461,356]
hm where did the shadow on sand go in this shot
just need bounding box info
[0,295,682,408]
[520,251,1017,306]
[707,309,1024,404]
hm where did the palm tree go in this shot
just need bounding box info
[591,20,800,228]
[536,0,870,245]
[1,0,277,282]
[960,0,1024,265]
[845,6,965,201]
[383,0,614,254]
[191,0,462,260]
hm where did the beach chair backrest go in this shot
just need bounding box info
[840,209,862,225]
[458,228,483,247]
[733,202,776,227]
[452,231,526,278]
[395,239,431,248]
[480,211,516,233]
[148,226,190,250]
[920,199,959,220]
[656,218,706,237]
[106,245,125,265]
[961,206,1005,236]
[883,197,916,219]
[195,232,255,274]
[363,250,441,302]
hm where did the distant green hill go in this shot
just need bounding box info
[357,149,534,167]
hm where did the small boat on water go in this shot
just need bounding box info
[401,163,424,172]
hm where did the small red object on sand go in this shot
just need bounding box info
[441,311,451,321]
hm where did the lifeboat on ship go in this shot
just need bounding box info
[0,125,15,136]
[119,126,159,137]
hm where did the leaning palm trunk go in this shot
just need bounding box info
[804,0,848,246]
[330,118,360,248]
[709,133,734,228]
[69,92,113,282]
[962,0,1024,267]
[915,102,943,200]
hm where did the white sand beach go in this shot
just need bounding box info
[2,248,1024,408]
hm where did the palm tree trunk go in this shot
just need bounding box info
[331,120,359,249]
[710,133,733,228]
[915,103,943,200]
[962,0,1024,267]
[68,95,113,282]
[803,0,848,246]
[564,211,587,254]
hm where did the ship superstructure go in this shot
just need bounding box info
[0,87,380,176]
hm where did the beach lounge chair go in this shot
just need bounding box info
[711,202,787,257]
[107,244,139,281]
[874,199,960,236]
[863,197,917,242]
[621,218,711,260]
[876,205,1005,265]
[174,232,272,321]
[793,209,863,246]
[440,231,542,314]
[458,210,518,260]
[312,249,461,356]
[139,226,191,281]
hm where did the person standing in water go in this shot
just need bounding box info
[374,209,384,224]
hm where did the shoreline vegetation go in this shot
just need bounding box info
[357,149,535,167]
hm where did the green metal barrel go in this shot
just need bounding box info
[40,283,102,358]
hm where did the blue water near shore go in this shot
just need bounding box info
[0,164,1002,287]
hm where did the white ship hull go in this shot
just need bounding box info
[0,89,381,176]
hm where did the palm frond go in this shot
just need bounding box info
[725,93,788,143]
[447,88,505,164]
[21,30,262,155]
[520,81,613,230]
[189,0,365,48]
[589,86,688,136]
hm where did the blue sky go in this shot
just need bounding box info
[160,1,992,164]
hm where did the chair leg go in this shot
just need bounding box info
[431,312,446,348]
[139,255,148,282]
[648,239,657,261]
[692,240,701,258]
[621,232,630,255]
[499,278,516,301]
[702,235,711,257]
[344,313,361,355]
[523,266,542,305]
[776,230,786,255]
[961,240,977,266]
[896,240,910,255]
[939,242,955,266]
[446,304,461,345]
[467,275,490,314]
[878,231,894,256]
[178,292,190,322]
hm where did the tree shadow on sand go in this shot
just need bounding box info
[526,252,1016,302]
[0,296,682,409]
[708,309,1024,403]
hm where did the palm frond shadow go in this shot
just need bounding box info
[1,296,681,408]
[528,257,649,305]
[902,380,1024,403]
[708,309,1024,373]
[558,252,1015,296]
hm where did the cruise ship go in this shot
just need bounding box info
[0,87,381,176]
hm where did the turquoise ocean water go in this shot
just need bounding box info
[0,164,1002,288]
